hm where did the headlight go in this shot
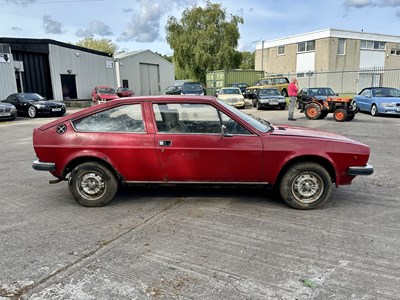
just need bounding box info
[33,103,47,108]
[380,102,396,107]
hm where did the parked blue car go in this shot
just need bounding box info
[354,87,400,116]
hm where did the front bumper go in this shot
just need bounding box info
[348,164,374,176]
[32,159,56,172]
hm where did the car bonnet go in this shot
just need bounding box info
[270,124,363,144]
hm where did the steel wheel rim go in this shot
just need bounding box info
[28,106,36,117]
[336,111,344,120]
[291,171,324,204]
[76,172,106,201]
[307,106,318,117]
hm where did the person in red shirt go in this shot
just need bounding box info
[288,78,298,121]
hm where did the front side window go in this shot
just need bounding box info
[72,104,145,132]
[153,103,251,135]
[361,89,371,97]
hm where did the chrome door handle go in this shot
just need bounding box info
[159,140,172,146]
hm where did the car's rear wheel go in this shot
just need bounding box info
[305,103,321,120]
[281,89,288,97]
[69,162,118,207]
[333,109,347,122]
[27,106,37,118]
[279,162,332,209]
[370,104,379,116]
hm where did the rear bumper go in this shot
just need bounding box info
[32,159,56,172]
[348,164,374,176]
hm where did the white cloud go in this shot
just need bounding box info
[117,0,197,43]
[344,0,373,8]
[76,20,113,37]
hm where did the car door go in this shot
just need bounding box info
[152,102,263,182]
[356,89,371,112]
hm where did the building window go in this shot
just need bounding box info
[297,40,315,53]
[338,38,346,55]
[360,40,385,50]
[390,49,400,56]
[277,45,285,55]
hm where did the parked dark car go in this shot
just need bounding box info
[3,93,66,118]
[229,82,249,94]
[354,87,400,116]
[252,88,286,110]
[0,102,17,121]
[116,87,134,97]
[181,82,205,95]
[165,85,182,95]
[32,96,373,210]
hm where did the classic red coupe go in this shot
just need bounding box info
[32,96,373,209]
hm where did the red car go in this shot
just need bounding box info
[116,87,135,97]
[91,86,119,104]
[32,96,373,209]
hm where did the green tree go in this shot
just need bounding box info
[76,37,118,54]
[166,1,243,83]
[240,51,255,69]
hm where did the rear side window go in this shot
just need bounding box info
[72,104,145,132]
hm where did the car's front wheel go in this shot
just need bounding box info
[370,104,379,116]
[279,162,332,209]
[69,162,118,207]
[27,106,37,118]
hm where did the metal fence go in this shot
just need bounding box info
[269,67,400,96]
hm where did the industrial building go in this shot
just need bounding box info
[0,38,175,100]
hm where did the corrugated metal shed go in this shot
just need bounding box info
[114,50,174,96]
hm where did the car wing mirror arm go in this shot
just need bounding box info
[221,125,233,137]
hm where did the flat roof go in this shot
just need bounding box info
[0,37,112,57]
[256,28,400,49]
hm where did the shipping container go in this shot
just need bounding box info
[206,69,265,95]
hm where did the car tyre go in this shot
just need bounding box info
[370,104,379,116]
[69,162,118,207]
[27,106,37,118]
[279,162,332,210]
[281,89,288,97]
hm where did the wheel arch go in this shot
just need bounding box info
[62,156,123,183]
[274,155,336,187]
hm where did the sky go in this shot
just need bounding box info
[1,0,400,55]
